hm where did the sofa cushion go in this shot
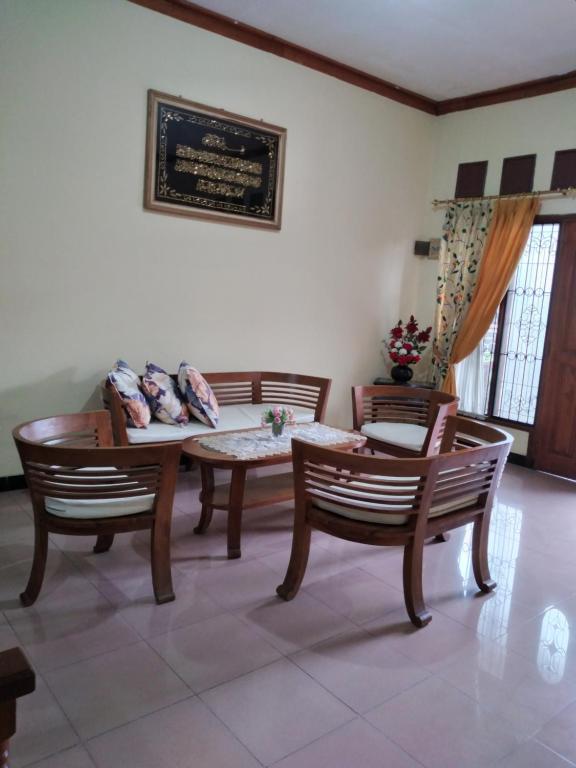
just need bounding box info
[125,403,316,443]
[240,404,315,425]
[360,422,428,452]
[178,362,219,428]
[313,477,478,526]
[142,362,189,426]
[106,360,151,429]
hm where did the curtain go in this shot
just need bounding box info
[441,197,540,395]
[455,346,487,414]
[432,201,493,387]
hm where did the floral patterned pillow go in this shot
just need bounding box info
[141,362,189,426]
[106,360,151,429]
[178,362,219,428]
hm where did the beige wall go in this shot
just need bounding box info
[0,0,436,475]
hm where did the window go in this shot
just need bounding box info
[456,222,559,425]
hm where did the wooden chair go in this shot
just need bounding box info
[352,385,458,457]
[277,416,512,627]
[0,647,35,768]
[12,411,181,606]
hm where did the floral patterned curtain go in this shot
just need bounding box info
[432,201,493,387]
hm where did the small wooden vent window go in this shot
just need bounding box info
[500,155,536,195]
[454,161,488,198]
[551,149,576,190]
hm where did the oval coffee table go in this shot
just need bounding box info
[182,423,366,559]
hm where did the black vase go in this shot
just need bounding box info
[390,364,413,384]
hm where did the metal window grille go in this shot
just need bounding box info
[480,223,559,424]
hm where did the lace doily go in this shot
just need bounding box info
[198,422,359,460]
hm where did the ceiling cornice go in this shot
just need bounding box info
[128,0,576,117]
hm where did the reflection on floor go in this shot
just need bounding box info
[1,464,576,767]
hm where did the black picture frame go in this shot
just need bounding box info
[144,90,286,229]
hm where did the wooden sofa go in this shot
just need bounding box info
[102,371,332,446]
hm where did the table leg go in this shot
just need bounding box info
[227,466,246,559]
[194,464,215,535]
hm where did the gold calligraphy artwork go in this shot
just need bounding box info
[145,91,286,228]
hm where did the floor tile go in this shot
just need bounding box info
[150,612,282,692]
[366,676,520,768]
[87,698,261,768]
[272,717,423,768]
[96,571,224,639]
[5,582,140,672]
[493,740,576,767]
[25,746,96,768]
[303,567,406,625]
[536,700,576,765]
[45,642,192,740]
[235,590,357,654]
[291,626,430,713]
[200,658,355,765]
[10,676,77,768]
[364,606,481,672]
[439,639,576,739]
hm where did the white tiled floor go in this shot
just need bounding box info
[1,464,576,767]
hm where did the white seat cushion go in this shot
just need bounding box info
[46,494,155,519]
[45,466,155,519]
[126,404,315,443]
[313,477,478,526]
[360,422,428,452]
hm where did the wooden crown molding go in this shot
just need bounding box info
[127,0,576,116]
[127,0,437,114]
[436,69,576,115]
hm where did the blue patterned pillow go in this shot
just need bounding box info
[106,360,151,428]
[141,362,189,426]
[178,362,219,428]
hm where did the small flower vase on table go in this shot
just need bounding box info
[271,421,284,437]
[385,315,432,385]
[262,406,295,438]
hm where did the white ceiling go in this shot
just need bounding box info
[189,0,576,101]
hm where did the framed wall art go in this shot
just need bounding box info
[144,90,286,229]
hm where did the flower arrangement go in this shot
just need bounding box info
[261,406,295,436]
[386,316,432,367]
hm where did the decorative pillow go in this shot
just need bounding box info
[106,360,151,429]
[178,361,219,428]
[141,362,189,426]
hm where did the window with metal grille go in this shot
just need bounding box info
[456,223,559,425]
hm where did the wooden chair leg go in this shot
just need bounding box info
[150,521,174,605]
[20,521,48,607]
[276,519,311,601]
[472,516,496,593]
[402,539,432,628]
[0,738,9,768]
[194,464,214,535]
[93,534,115,554]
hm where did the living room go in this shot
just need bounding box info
[1,1,576,766]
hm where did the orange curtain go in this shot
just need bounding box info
[442,197,541,395]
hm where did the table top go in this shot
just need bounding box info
[182,423,365,469]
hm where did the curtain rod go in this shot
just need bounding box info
[432,187,576,208]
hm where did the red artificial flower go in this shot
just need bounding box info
[404,342,413,352]
[391,326,403,339]
[406,315,418,334]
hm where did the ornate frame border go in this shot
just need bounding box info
[144,90,286,230]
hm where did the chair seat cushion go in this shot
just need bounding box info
[360,422,428,452]
[313,477,478,526]
[44,466,156,519]
[126,404,315,443]
[46,493,155,519]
